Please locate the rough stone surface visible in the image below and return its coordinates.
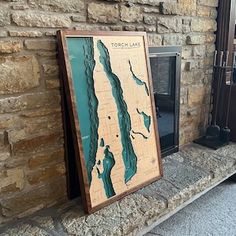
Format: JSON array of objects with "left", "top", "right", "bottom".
[
  {"left": 180, "top": 144, "right": 236, "bottom": 179},
  {"left": 88, "top": 3, "right": 119, "bottom": 23},
  {"left": 163, "top": 153, "right": 212, "bottom": 199},
  {"left": 28, "top": 148, "right": 64, "bottom": 169},
  {"left": 9, "top": 31, "right": 43, "bottom": 38},
  {"left": 0, "top": 9, "right": 10, "bottom": 26},
  {"left": 147, "top": 34, "right": 162, "bottom": 46},
  {"left": 147, "top": 181, "right": 236, "bottom": 236},
  {"left": 0, "top": 92, "right": 60, "bottom": 114},
  {"left": 27, "top": 163, "right": 66, "bottom": 185},
  {"left": 24, "top": 40, "right": 56, "bottom": 51},
  {"left": 197, "top": 0, "right": 218, "bottom": 7},
  {"left": 0, "top": 224, "right": 50, "bottom": 236},
  {"left": 160, "top": 2, "right": 196, "bottom": 16},
  {"left": 120, "top": 5, "right": 143, "bottom": 23},
  {"left": 188, "top": 85, "right": 206, "bottom": 106},
  {"left": 157, "top": 17, "right": 182, "bottom": 33},
  {"left": 191, "top": 18, "right": 217, "bottom": 32},
  {"left": 0, "top": 178, "right": 66, "bottom": 217},
  {"left": 0, "top": 168, "right": 24, "bottom": 194},
  {"left": 12, "top": 12, "right": 71, "bottom": 27},
  {"left": 28, "top": 0, "right": 85, "bottom": 13},
  {"left": 45, "top": 79, "right": 60, "bottom": 89},
  {"left": 0, "top": 56, "right": 40, "bottom": 94},
  {"left": 186, "top": 34, "right": 206, "bottom": 44},
  {"left": 0, "top": 41, "right": 22, "bottom": 54},
  {"left": 0, "top": 143, "right": 236, "bottom": 235},
  {"left": 163, "top": 34, "right": 183, "bottom": 45},
  {"left": 138, "top": 179, "right": 181, "bottom": 210}
]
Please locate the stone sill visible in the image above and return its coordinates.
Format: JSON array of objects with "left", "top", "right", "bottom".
[{"left": 1, "top": 143, "right": 236, "bottom": 236}]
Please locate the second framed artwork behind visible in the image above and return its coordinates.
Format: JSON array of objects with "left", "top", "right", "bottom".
[{"left": 58, "top": 31, "right": 162, "bottom": 213}]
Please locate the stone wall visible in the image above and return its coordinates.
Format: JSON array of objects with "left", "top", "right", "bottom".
[{"left": 0, "top": 0, "right": 217, "bottom": 224}]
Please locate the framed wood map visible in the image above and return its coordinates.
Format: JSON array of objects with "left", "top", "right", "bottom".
[{"left": 57, "top": 30, "right": 163, "bottom": 213}]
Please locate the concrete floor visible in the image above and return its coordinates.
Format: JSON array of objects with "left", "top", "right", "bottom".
[{"left": 146, "top": 180, "right": 236, "bottom": 236}]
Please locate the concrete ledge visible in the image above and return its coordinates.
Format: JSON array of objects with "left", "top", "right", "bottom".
[{"left": 0, "top": 143, "right": 236, "bottom": 236}]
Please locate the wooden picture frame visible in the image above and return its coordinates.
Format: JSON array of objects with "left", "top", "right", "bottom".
[{"left": 57, "top": 30, "right": 163, "bottom": 213}]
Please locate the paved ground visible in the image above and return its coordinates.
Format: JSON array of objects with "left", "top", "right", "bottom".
[{"left": 146, "top": 180, "right": 236, "bottom": 236}]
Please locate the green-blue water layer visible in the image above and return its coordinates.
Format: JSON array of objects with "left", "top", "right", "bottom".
[
  {"left": 67, "top": 37, "right": 99, "bottom": 186},
  {"left": 97, "top": 40, "right": 137, "bottom": 184},
  {"left": 136, "top": 108, "right": 151, "bottom": 133},
  {"left": 128, "top": 60, "right": 149, "bottom": 96},
  {"left": 97, "top": 145, "right": 116, "bottom": 198}
]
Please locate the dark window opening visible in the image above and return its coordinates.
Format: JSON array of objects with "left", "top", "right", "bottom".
[{"left": 149, "top": 46, "right": 181, "bottom": 157}]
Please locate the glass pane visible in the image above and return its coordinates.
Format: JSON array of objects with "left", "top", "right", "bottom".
[
  {"left": 233, "top": 52, "right": 236, "bottom": 84},
  {"left": 150, "top": 56, "right": 176, "bottom": 95},
  {"left": 150, "top": 55, "right": 176, "bottom": 151}
]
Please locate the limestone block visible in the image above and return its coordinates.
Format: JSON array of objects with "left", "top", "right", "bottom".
[
  {"left": 182, "top": 46, "right": 193, "bottom": 59},
  {"left": 206, "top": 34, "right": 216, "bottom": 44},
  {"left": 136, "top": 25, "right": 145, "bottom": 31},
  {"left": 28, "top": 148, "right": 64, "bottom": 169},
  {"left": 29, "top": 0, "right": 85, "bottom": 13},
  {"left": 206, "top": 44, "right": 215, "bottom": 55},
  {"left": 0, "top": 178, "right": 66, "bottom": 217},
  {"left": 143, "top": 6, "right": 160, "bottom": 14},
  {"left": 180, "top": 144, "right": 236, "bottom": 179},
  {"left": 191, "top": 18, "right": 217, "bottom": 32},
  {"left": 188, "top": 85, "right": 206, "bottom": 106},
  {"left": 144, "top": 15, "right": 156, "bottom": 25},
  {"left": 123, "top": 25, "right": 135, "bottom": 31},
  {"left": 147, "top": 34, "right": 162, "bottom": 46},
  {"left": 0, "top": 31, "right": 8, "bottom": 38},
  {"left": 110, "top": 25, "right": 123, "bottom": 31},
  {"left": 9, "top": 131, "right": 63, "bottom": 155},
  {"left": 12, "top": 12, "right": 71, "bottom": 28},
  {"left": 120, "top": 5, "right": 143, "bottom": 23},
  {"left": 71, "top": 15, "right": 86, "bottom": 23},
  {"left": 163, "top": 153, "right": 212, "bottom": 200},
  {"left": 160, "top": 2, "right": 196, "bottom": 16},
  {"left": 144, "top": 25, "right": 156, "bottom": 32},
  {"left": 0, "top": 9, "right": 10, "bottom": 26},
  {"left": 6, "top": 113, "right": 62, "bottom": 144},
  {"left": 157, "top": 17, "right": 182, "bottom": 33},
  {"left": 182, "top": 18, "right": 191, "bottom": 33},
  {"left": 0, "top": 224, "right": 49, "bottom": 236},
  {"left": 27, "top": 162, "right": 65, "bottom": 185},
  {"left": 0, "top": 41, "right": 22, "bottom": 54},
  {"left": 88, "top": 3, "right": 119, "bottom": 23},
  {"left": 138, "top": 179, "right": 181, "bottom": 210},
  {"left": 0, "top": 56, "right": 40, "bottom": 95},
  {"left": 9, "top": 31, "right": 43, "bottom": 38},
  {"left": 24, "top": 39, "right": 56, "bottom": 51},
  {"left": 45, "top": 79, "right": 60, "bottom": 89},
  {"left": 0, "top": 168, "right": 24, "bottom": 194},
  {"left": 197, "top": 0, "right": 218, "bottom": 7},
  {"left": 0, "top": 92, "right": 61, "bottom": 114},
  {"left": 0, "top": 115, "right": 20, "bottom": 130},
  {"left": 61, "top": 193, "right": 166, "bottom": 236},
  {"left": 42, "top": 64, "right": 59, "bottom": 76},
  {"left": 163, "top": 34, "right": 183, "bottom": 45},
  {"left": 186, "top": 34, "right": 206, "bottom": 44},
  {"left": 197, "top": 5, "right": 212, "bottom": 17},
  {"left": 193, "top": 45, "right": 206, "bottom": 57},
  {"left": 130, "top": 0, "right": 163, "bottom": 6}
]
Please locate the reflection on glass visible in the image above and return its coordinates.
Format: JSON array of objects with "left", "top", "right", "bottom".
[
  {"left": 233, "top": 52, "right": 236, "bottom": 84},
  {"left": 150, "top": 56, "right": 176, "bottom": 151}
]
